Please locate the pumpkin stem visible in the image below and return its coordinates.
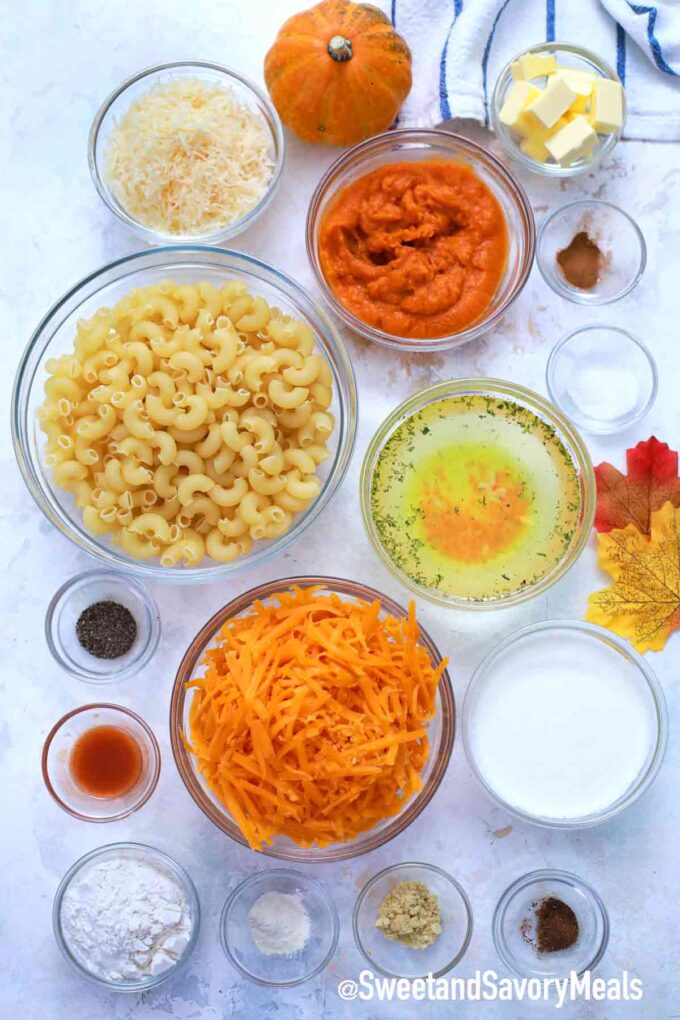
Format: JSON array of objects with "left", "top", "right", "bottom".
[{"left": 328, "top": 35, "right": 353, "bottom": 62}]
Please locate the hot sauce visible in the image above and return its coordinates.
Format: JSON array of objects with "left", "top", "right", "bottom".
[
  {"left": 70, "top": 725, "right": 142, "bottom": 798},
  {"left": 318, "top": 160, "right": 508, "bottom": 339}
]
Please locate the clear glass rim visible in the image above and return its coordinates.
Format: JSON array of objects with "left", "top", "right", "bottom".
[
  {"left": 88, "top": 59, "right": 285, "bottom": 244},
  {"left": 44, "top": 569, "right": 161, "bottom": 683},
  {"left": 462, "top": 620, "right": 669, "bottom": 827},
  {"left": 537, "top": 199, "right": 647, "bottom": 305},
  {"left": 169, "top": 575, "right": 455, "bottom": 861},
  {"left": 42, "top": 703, "right": 162, "bottom": 822},
  {"left": 305, "top": 128, "right": 535, "bottom": 352},
  {"left": 546, "top": 324, "right": 658, "bottom": 435},
  {"left": 52, "top": 841, "right": 200, "bottom": 991},
  {"left": 360, "top": 378, "right": 596, "bottom": 609},
  {"left": 219, "top": 867, "right": 340, "bottom": 987},
  {"left": 11, "top": 246, "right": 357, "bottom": 583},
  {"left": 352, "top": 861, "right": 474, "bottom": 979},
  {"left": 492, "top": 868, "right": 610, "bottom": 977},
  {"left": 491, "top": 42, "right": 626, "bottom": 178}
]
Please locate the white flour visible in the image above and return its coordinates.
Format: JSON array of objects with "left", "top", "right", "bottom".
[
  {"left": 60, "top": 853, "right": 193, "bottom": 982},
  {"left": 248, "top": 890, "right": 310, "bottom": 955}
]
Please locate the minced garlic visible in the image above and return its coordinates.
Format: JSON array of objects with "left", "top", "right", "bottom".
[{"left": 104, "top": 77, "right": 274, "bottom": 235}]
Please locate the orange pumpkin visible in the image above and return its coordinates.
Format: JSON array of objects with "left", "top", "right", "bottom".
[{"left": 264, "top": 1, "right": 412, "bottom": 147}]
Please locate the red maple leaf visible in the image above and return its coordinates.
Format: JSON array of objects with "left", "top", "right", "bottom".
[{"left": 594, "top": 437, "right": 680, "bottom": 534}]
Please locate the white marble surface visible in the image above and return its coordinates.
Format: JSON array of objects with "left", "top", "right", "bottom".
[{"left": 2, "top": 2, "right": 679, "bottom": 1018}]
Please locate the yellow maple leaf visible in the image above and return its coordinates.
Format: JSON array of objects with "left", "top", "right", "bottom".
[{"left": 586, "top": 500, "right": 680, "bottom": 653}]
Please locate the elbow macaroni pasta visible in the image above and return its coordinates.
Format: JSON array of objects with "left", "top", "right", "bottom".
[{"left": 38, "top": 280, "right": 335, "bottom": 568}]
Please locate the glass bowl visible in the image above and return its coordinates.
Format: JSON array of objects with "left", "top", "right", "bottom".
[
  {"left": 306, "top": 129, "right": 535, "bottom": 352},
  {"left": 220, "top": 869, "right": 339, "bottom": 987},
  {"left": 12, "top": 246, "right": 357, "bottom": 583},
  {"left": 537, "top": 200, "right": 646, "bottom": 304},
  {"left": 45, "top": 570, "right": 160, "bottom": 683},
  {"left": 89, "top": 61, "right": 284, "bottom": 245},
  {"left": 546, "top": 325, "right": 657, "bottom": 434},
  {"left": 463, "top": 622, "right": 668, "bottom": 828},
  {"left": 353, "top": 863, "right": 473, "bottom": 979},
  {"left": 360, "top": 378, "right": 595, "bottom": 610},
  {"left": 493, "top": 870, "right": 609, "bottom": 978},
  {"left": 170, "top": 576, "right": 455, "bottom": 861},
  {"left": 42, "top": 703, "right": 161, "bottom": 821},
  {"left": 53, "top": 842, "right": 200, "bottom": 990},
  {"left": 492, "top": 43, "right": 625, "bottom": 177}
]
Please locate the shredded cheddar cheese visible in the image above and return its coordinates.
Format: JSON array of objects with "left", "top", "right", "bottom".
[
  {"left": 104, "top": 77, "right": 274, "bottom": 235},
  {"left": 183, "top": 586, "right": 447, "bottom": 850}
]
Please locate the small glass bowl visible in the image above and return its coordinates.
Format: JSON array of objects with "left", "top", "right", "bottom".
[
  {"left": 42, "top": 703, "right": 161, "bottom": 821},
  {"left": 45, "top": 570, "right": 160, "bottom": 683},
  {"left": 537, "top": 200, "right": 646, "bottom": 304},
  {"left": 306, "top": 129, "right": 535, "bottom": 352},
  {"left": 493, "top": 870, "right": 609, "bottom": 978},
  {"left": 12, "top": 247, "right": 356, "bottom": 583},
  {"left": 492, "top": 43, "right": 625, "bottom": 177},
  {"left": 546, "top": 325, "right": 657, "bottom": 434},
  {"left": 463, "top": 622, "right": 668, "bottom": 828},
  {"left": 220, "top": 869, "right": 339, "bottom": 987},
  {"left": 89, "top": 61, "right": 284, "bottom": 245},
  {"left": 353, "top": 863, "right": 473, "bottom": 979},
  {"left": 170, "top": 576, "right": 455, "bottom": 861},
  {"left": 53, "top": 842, "right": 199, "bottom": 990},
  {"left": 360, "top": 378, "right": 595, "bottom": 610}
]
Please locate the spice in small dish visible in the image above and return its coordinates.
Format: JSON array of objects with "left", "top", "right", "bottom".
[
  {"left": 76, "top": 600, "right": 137, "bottom": 659},
  {"left": 248, "top": 891, "right": 311, "bottom": 956},
  {"left": 556, "top": 230, "right": 604, "bottom": 290},
  {"left": 376, "top": 880, "right": 442, "bottom": 949},
  {"left": 521, "top": 896, "right": 579, "bottom": 953},
  {"left": 69, "top": 725, "right": 143, "bottom": 799}
]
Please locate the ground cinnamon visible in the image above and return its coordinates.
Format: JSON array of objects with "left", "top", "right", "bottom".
[
  {"left": 556, "top": 231, "right": 603, "bottom": 290},
  {"left": 535, "top": 897, "right": 579, "bottom": 953}
]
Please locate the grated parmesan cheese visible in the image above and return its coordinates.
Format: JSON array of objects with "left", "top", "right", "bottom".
[{"left": 104, "top": 77, "right": 275, "bottom": 236}]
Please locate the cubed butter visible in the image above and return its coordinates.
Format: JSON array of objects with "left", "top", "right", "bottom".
[
  {"left": 526, "top": 75, "right": 576, "bottom": 128},
  {"left": 499, "top": 81, "right": 542, "bottom": 137},
  {"left": 510, "top": 60, "right": 523, "bottom": 81},
  {"left": 568, "top": 93, "right": 590, "bottom": 115},
  {"left": 545, "top": 115, "right": 598, "bottom": 166},
  {"left": 517, "top": 52, "right": 557, "bottom": 80},
  {"left": 590, "top": 78, "right": 624, "bottom": 134},
  {"left": 558, "top": 70, "right": 595, "bottom": 97},
  {"left": 519, "top": 117, "right": 569, "bottom": 162}
]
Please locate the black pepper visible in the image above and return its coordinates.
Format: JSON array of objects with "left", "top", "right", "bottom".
[{"left": 76, "top": 601, "right": 137, "bottom": 659}]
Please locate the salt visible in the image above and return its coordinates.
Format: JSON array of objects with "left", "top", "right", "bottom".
[
  {"left": 467, "top": 629, "right": 657, "bottom": 820},
  {"left": 568, "top": 365, "right": 639, "bottom": 421}
]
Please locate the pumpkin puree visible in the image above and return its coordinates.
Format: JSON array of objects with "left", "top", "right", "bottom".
[{"left": 318, "top": 160, "right": 508, "bottom": 339}]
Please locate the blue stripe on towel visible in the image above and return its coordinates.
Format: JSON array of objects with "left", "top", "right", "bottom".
[
  {"left": 546, "top": 0, "right": 556, "bottom": 42},
  {"left": 439, "top": 0, "right": 464, "bottom": 122},
  {"left": 626, "top": 3, "right": 678, "bottom": 75},
  {"left": 616, "top": 22, "right": 627, "bottom": 84},
  {"left": 482, "top": 0, "right": 513, "bottom": 126}
]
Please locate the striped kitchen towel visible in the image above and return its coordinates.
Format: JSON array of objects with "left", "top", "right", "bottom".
[{"left": 384, "top": 0, "right": 680, "bottom": 140}]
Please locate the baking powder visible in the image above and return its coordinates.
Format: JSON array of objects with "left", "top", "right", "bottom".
[
  {"left": 60, "top": 853, "right": 193, "bottom": 982},
  {"left": 248, "top": 890, "right": 310, "bottom": 955}
]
